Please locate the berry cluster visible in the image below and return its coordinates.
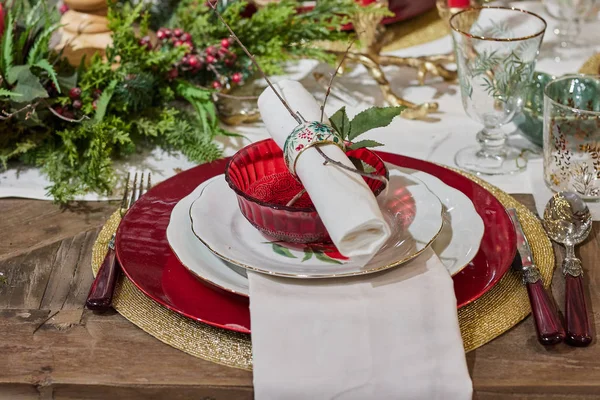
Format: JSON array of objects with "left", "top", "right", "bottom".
[
  {"left": 145, "top": 27, "right": 246, "bottom": 91},
  {"left": 53, "top": 87, "right": 102, "bottom": 119}
]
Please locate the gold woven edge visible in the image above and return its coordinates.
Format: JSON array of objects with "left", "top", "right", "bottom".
[
  {"left": 382, "top": 8, "right": 449, "bottom": 52},
  {"left": 91, "top": 169, "right": 554, "bottom": 367},
  {"left": 579, "top": 53, "right": 600, "bottom": 75},
  {"left": 91, "top": 214, "right": 253, "bottom": 371},
  {"left": 452, "top": 168, "right": 555, "bottom": 351}
]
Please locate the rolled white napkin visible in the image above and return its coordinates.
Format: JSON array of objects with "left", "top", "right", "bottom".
[
  {"left": 250, "top": 248, "right": 474, "bottom": 399},
  {"left": 257, "top": 80, "right": 390, "bottom": 258}
]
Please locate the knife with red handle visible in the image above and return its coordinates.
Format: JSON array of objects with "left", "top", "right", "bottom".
[{"left": 507, "top": 209, "right": 565, "bottom": 345}]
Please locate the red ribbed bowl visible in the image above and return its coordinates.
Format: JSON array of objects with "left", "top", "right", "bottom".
[{"left": 225, "top": 138, "right": 388, "bottom": 243}]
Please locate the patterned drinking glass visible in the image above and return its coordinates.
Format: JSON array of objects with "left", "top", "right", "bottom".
[
  {"left": 543, "top": 75, "right": 600, "bottom": 200},
  {"left": 450, "top": 7, "right": 546, "bottom": 175}
]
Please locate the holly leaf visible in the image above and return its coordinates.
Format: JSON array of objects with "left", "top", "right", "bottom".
[
  {"left": 347, "top": 106, "right": 405, "bottom": 141},
  {"left": 57, "top": 71, "right": 78, "bottom": 92},
  {"left": 12, "top": 68, "right": 48, "bottom": 102},
  {"left": 272, "top": 243, "right": 297, "bottom": 259},
  {"left": 329, "top": 106, "right": 350, "bottom": 139},
  {"left": 7, "top": 65, "right": 30, "bottom": 85},
  {"left": 315, "top": 251, "right": 343, "bottom": 265},
  {"left": 348, "top": 140, "right": 384, "bottom": 150}
]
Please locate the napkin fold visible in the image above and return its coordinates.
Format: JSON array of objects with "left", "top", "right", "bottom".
[
  {"left": 257, "top": 80, "right": 390, "bottom": 258},
  {"left": 249, "top": 248, "right": 473, "bottom": 400}
]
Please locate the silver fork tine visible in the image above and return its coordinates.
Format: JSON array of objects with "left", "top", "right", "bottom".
[
  {"left": 128, "top": 172, "right": 138, "bottom": 210},
  {"left": 136, "top": 172, "right": 144, "bottom": 203},
  {"left": 146, "top": 172, "right": 151, "bottom": 195},
  {"left": 119, "top": 172, "right": 131, "bottom": 217}
]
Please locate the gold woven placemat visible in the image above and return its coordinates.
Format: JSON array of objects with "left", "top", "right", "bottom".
[
  {"left": 382, "top": 8, "right": 449, "bottom": 52},
  {"left": 91, "top": 171, "right": 554, "bottom": 371}
]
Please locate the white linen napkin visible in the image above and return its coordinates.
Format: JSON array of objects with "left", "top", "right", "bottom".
[
  {"left": 249, "top": 248, "right": 473, "bottom": 400},
  {"left": 257, "top": 79, "right": 390, "bottom": 258}
]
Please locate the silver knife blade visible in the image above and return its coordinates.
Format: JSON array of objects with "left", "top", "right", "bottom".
[{"left": 507, "top": 208, "right": 535, "bottom": 268}]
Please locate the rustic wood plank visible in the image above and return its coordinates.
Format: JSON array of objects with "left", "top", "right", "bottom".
[
  {"left": 0, "top": 199, "right": 116, "bottom": 261},
  {"left": 1, "top": 195, "right": 600, "bottom": 399}
]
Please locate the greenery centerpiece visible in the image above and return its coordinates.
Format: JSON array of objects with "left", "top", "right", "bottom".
[{"left": 0, "top": 0, "right": 389, "bottom": 202}]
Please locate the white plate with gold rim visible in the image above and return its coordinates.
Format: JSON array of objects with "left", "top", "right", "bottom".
[
  {"left": 168, "top": 167, "right": 484, "bottom": 295},
  {"left": 188, "top": 171, "right": 444, "bottom": 278}
]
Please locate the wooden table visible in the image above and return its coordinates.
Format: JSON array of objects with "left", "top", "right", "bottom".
[{"left": 1, "top": 195, "right": 599, "bottom": 399}]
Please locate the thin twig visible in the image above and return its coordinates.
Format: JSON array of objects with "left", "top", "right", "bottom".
[
  {"left": 215, "top": 92, "right": 259, "bottom": 101},
  {"left": 286, "top": 189, "right": 306, "bottom": 207},
  {"left": 45, "top": 103, "right": 89, "bottom": 123},
  {"left": 315, "top": 146, "right": 388, "bottom": 186},
  {"left": 208, "top": 1, "right": 301, "bottom": 124},
  {"left": 0, "top": 103, "right": 38, "bottom": 120},
  {"left": 321, "top": 38, "right": 356, "bottom": 123}
]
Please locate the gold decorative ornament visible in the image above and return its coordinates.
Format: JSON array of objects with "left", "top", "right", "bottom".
[
  {"left": 91, "top": 167, "right": 554, "bottom": 370},
  {"left": 579, "top": 53, "right": 600, "bottom": 74},
  {"left": 323, "top": 0, "right": 457, "bottom": 120},
  {"left": 54, "top": 0, "right": 113, "bottom": 66}
]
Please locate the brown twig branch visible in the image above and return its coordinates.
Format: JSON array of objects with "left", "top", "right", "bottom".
[
  {"left": 208, "top": 1, "right": 301, "bottom": 124},
  {"left": 0, "top": 103, "right": 38, "bottom": 120},
  {"left": 45, "top": 103, "right": 89, "bottom": 123},
  {"left": 320, "top": 38, "right": 356, "bottom": 123},
  {"left": 285, "top": 189, "right": 306, "bottom": 207},
  {"left": 315, "top": 146, "right": 388, "bottom": 186}
]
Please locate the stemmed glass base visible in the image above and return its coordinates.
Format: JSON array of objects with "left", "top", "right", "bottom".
[{"left": 455, "top": 129, "right": 527, "bottom": 175}]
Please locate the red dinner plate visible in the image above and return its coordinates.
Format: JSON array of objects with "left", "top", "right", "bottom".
[{"left": 115, "top": 153, "right": 516, "bottom": 334}]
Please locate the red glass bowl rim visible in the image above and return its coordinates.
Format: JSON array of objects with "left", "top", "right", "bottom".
[{"left": 224, "top": 138, "right": 389, "bottom": 213}]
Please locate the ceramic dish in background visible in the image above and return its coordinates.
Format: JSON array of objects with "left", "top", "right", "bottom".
[
  {"left": 514, "top": 71, "right": 555, "bottom": 147},
  {"left": 190, "top": 172, "right": 444, "bottom": 279}
]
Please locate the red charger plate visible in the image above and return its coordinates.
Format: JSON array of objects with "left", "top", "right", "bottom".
[{"left": 115, "top": 153, "right": 516, "bottom": 334}]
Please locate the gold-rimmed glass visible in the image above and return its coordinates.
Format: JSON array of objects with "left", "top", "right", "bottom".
[
  {"left": 543, "top": 75, "right": 600, "bottom": 199},
  {"left": 450, "top": 7, "right": 546, "bottom": 175}
]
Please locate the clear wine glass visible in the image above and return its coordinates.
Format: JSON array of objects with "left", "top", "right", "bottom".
[
  {"left": 542, "top": 0, "right": 596, "bottom": 48},
  {"left": 450, "top": 7, "right": 546, "bottom": 175}
]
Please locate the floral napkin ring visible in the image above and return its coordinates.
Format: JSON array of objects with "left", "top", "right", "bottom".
[{"left": 283, "top": 121, "right": 346, "bottom": 176}]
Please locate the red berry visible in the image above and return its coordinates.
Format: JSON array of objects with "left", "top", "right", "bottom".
[
  {"left": 206, "top": 55, "right": 216, "bottom": 64},
  {"left": 224, "top": 58, "right": 235, "bottom": 67},
  {"left": 53, "top": 105, "right": 64, "bottom": 115},
  {"left": 231, "top": 72, "right": 242, "bottom": 84},
  {"left": 180, "top": 32, "right": 191, "bottom": 42},
  {"left": 188, "top": 55, "right": 200, "bottom": 68},
  {"left": 63, "top": 110, "right": 75, "bottom": 119},
  {"left": 221, "top": 38, "right": 230, "bottom": 48},
  {"left": 92, "top": 89, "right": 102, "bottom": 99},
  {"left": 218, "top": 47, "right": 228, "bottom": 57},
  {"left": 173, "top": 28, "right": 183, "bottom": 38},
  {"left": 59, "top": 3, "right": 69, "bottom": 14},
  {"left": 163, "top": 29, "right": 172, "bottom": 38},
  {"left": 212, "top": 81, "right": 222, "bottom": 89},
  {"left": 69, "top": 87, "right": 81, "bottom": 100},
  {"left": 173, "top": 40, "right": 184, "bottom": 47},
  {"left": 205, "top": 46, "right": 217, "bottom": 55},
  {"left": 156, "top": 29, "right": 167, "bottom": 40},
  {"left": 72, "top": 100, "right": 82, "bottom": 110},
  {"left": 167, "top": 68, "right": 179, "bottom": 80},
  {"left": 92, "top": 100, "right": 98, "bottom": 110},
  {"left": 139, "top": 36, "right": 152, "bottom": 50}
]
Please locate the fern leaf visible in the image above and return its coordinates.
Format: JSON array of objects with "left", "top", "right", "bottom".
[
  {"left": 2, "top": 12, "right": 14, "bottom": 75},
  {"left": 25, "top": 1, "right": 42, "bottom": 26},
  {"left": 33, "top": 59, "right": 60, "bottom": 93},
  {"left": 27, "top": 23, "right": 61, "bottom": 65},
  {"left": 94, "top": 80, "right": 118, "bottom": 123},
  {"left": 0, "top": 88, "right": 21, "bottom": 98}
]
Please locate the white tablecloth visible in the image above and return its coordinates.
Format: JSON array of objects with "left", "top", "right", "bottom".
[{"left": 2, "top": 1, "right": 600, "bottom": 214}]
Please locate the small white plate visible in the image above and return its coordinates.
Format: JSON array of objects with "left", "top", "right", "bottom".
[
  {"left": 189, "top": 171, "right": 444, "bottom": 278},
  {"left": 168, "top": 168, "right": 485, "bottom": 295},
  {"left": 386, "top": 164, "right": 485, "bottom": 275}
]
